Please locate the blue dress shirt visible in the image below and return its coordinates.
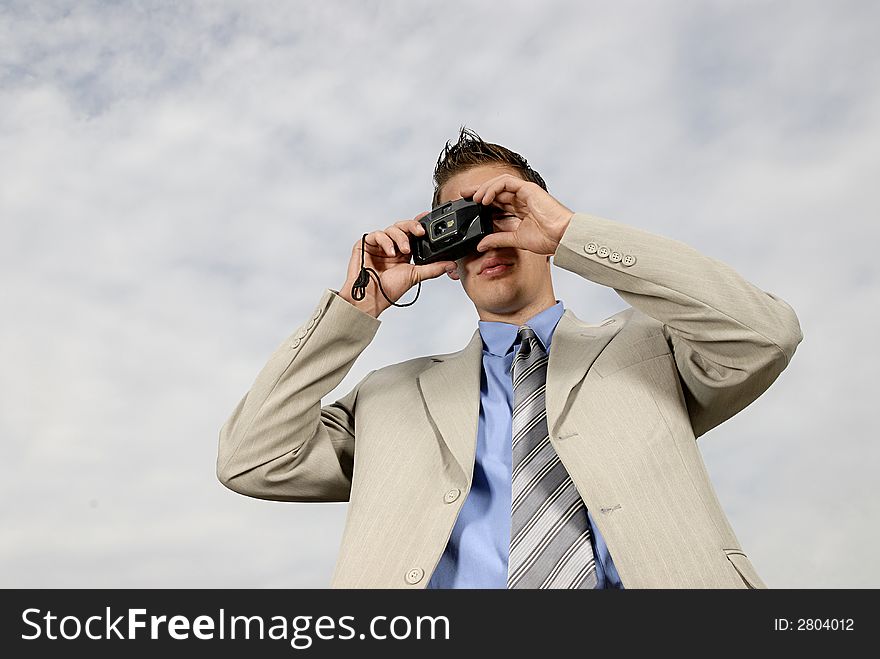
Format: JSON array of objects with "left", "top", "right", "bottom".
[{"left": 428, "top": 301, "right": 624, "bottom": 589}]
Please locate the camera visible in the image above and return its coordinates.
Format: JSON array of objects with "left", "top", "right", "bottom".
[{"left": 409, "top": 198, "right": 495, "bottom": 265}]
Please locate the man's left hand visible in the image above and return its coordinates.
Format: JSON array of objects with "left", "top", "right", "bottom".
[{"left": 459, "top": 174, "right": 574, "bottom": 256}]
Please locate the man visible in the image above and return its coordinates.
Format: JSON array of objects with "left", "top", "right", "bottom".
[{"left": 217, "top": 128, "right": 802, "bottom": 588}]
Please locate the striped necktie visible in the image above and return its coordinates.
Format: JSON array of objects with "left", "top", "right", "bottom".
[{"left": 507, "top": 325, "right": 598, "bottom": 589}]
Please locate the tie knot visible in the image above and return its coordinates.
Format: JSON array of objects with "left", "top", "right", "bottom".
[
  {"left": 516, "top": 326, "right": 543, "bottom": 359},
  {"left": 517, "top": 325, "right": 538, "bottom": 343}
]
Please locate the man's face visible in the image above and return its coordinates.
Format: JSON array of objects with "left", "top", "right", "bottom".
[{"left": 437, "top": 164, "right": 553, "bottom": 318}]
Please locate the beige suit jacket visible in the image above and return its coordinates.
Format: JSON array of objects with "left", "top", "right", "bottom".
[{"left": 217, "top": 212, "right": 803, "bottom": 589}]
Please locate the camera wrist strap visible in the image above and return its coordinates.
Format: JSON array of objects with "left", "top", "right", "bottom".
[{"left": 351, "top": 233, "right": 421, "bottom": 308}]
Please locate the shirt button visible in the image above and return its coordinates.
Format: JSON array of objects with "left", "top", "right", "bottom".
[
  {"left": 622, "top": 254, "right": 636, "bottom": 267},
  {"left": 584, "top": 242, "right": 599, "bottom": 255},
  {"left": 443, "top": 488, "right": 461, "bottom": 504},
  {"left": 597, "top": 246, "right": 610, "bottom": 258},
  {"left": 609, "top": 251, "right": 622, "bottom": 263},
  {"left": 405, "top": 568, "right": 424, "bottom": 585}
]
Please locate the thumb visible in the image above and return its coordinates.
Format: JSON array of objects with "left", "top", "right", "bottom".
[
  {"left": 476, "top": 231, "right": 518, "bottom": 253},
  {"left": 413, "top": 260, "right": 457, "bottom": 282}
]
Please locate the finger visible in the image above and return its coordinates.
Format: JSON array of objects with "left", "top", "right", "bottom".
[
  {"left": 483, "top": 192, "right": 518, "bottom": 217},
  {"left": 395, "top": 218, "right": 426, "bottom": 237},
  {"left": 385, "top": 225, "right": 411, "bottom": 254},
  {"left": 492, "top": 190, "right": 517, "bottom": 208},
  {"left": 446, "top": 268, "right": 460, "bottom": 281},
  {"left": 471, "top": 174, "right": 506, "bottom": 203},
  {"left": 367, "top": 230, "right": 397, "bottom": 257},
  {"left": 474, "top": 174, "right": 526, "bottom": 205},
  {"left": 457, "top": 184, "right": 479, "bottom": 200},
  {"left": 476, "top": 231, "right": 519, "bottom": 253},
  {"left": 483, "top": 176, "right": 527, "bottom": 206},
  {"left": 413, "top": 260, "right": 457, "bottom": 282},
  {"left": 360, "top": 232, "right": 384, "bottom": 256}
]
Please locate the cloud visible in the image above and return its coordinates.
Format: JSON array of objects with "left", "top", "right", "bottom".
[{"left": 1, "top": 0, "right": 878, "bottom": 587}]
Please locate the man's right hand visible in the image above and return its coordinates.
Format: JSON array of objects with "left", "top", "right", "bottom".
[{"left": 339, "top": 214, "right": 458, "bottom": 318}]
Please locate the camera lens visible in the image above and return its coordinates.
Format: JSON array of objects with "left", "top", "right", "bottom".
[{"left": 433, "top": 223, "right": 443, "bottom": 237}]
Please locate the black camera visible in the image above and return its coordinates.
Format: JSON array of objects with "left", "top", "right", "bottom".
[{"left": 409, "top": 198, "right": 494, "bottom": 265}]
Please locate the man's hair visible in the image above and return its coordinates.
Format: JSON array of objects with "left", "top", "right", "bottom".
[{"left": 432, "top": 127, "right": 547, "bottom": 207}]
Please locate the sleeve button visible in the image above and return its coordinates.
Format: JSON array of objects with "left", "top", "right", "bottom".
[
  {"left": 609, "top": 251, "right": 622, "bottom": 263},
  {"left": 584, "top": 242, "right": 599, "bottom": 254},
  {"left": 622, "top": 254, "right": 636, "bottom": 267},
  {"left": 597, "top": 246, "right": 610, "bottom": 258}
]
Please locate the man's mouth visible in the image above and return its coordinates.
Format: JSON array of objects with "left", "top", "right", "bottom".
[{"left": 478, "top": 257, "right": 514, "bottom": 277}]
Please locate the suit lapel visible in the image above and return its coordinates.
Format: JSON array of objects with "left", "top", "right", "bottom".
[
  {"left": 546, "top": 310, "right": 622, "bottom": 436},
  {"left": 417, "top": 329, "right": 484, "bottom": 484},
  {"left": 416, "top": 309, "right": 621, "bottom": 485}
]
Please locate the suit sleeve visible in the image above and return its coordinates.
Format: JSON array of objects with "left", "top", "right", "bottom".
[
  {"left": 216, "top": 289, "right": 381, "bottom": 501},
  {"left": 553, "top": 212, "right": 803, "bottom": 437}
]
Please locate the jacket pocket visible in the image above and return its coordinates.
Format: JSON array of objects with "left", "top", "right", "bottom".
[
  {"left": 593, "top": 333, "right": 670, "bottom": 378},
  {"left": 723, "top": 549, "right": 767, "bottom": 589}
]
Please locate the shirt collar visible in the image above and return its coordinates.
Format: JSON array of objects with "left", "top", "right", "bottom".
[{"left": 478, "top": 301, "right": 565, "bottom": 357}]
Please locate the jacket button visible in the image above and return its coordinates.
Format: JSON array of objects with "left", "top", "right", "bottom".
[
  {"left": 622, "top": 254, "right": 636, "bottom": 267},
  {"left": 609, "top": 251, "right": 622, "bottom": 263},
  {"left": 584, "top": 242, "right": 599, "bottom": 254},
  {"left": 597, "top": 246, "right": 610, "bottom": 258},
  {"left": 405, "top": 568, "right": 424, "bottom": 585},
  {"left": 292, "top": 338, "right": 301, "bottom": 348},
  {"left": 443, "top": 488, "right": 461, "bottom": 504}
]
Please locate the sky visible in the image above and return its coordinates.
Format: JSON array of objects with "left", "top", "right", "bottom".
[{"left": 1, "top": 0, "right": 878, "bottom": 588}]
